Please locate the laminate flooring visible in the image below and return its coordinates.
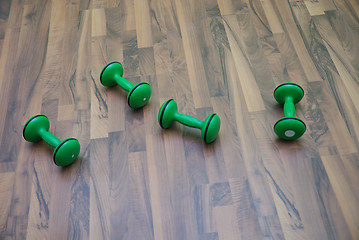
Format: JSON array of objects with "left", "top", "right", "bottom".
[{"left": 0, "top": 0, "right": 358, "bottom": 239}]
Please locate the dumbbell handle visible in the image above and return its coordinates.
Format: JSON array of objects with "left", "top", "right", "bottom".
[
  {"left": 39, "top": 128, "right": 61, "bottom": 148},
  {"left": 175, "top": 113, "right": 202, "bottom": 129},
  {"left": 114, "top": 74, "right": 134, "bottom": 92},
  {"left": 283, "top": 97, "right": 295, "bottom": 117}
]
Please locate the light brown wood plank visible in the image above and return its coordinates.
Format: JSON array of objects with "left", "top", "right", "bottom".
[
  {"left": 273, "top": 0, "right": 323, "bottom": 82},
  {"left": 213, "top": 205, "right": 240, "bottom": 240},
  {"left": 90, "top": 36, "right": 109, "bottom": 139},
  {"left": 304, "top": 0, "right": 336, "bottom": 16},
  {"left": 90, "top": 9, "right": 109, "bottom": 139},
  {"left": 134, "top": 0, "right": 153, "bottom": 48},
  {"left": 223, "top": 15, "right": 266, "bottom": 112},
  {"left": 261, "top": 0, "right": 284, "bottom": 34},
  {"left": 92, "top": 8, "right": 106, "bottom": 37},
  {"left": 217, "top": 0, "right": 244, "bottom": 16}
]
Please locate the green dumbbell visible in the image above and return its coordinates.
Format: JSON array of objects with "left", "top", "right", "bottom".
[
  {"left": 273, "top": 82, "right": 306, "bottom": 140},
  {"left": 100, "top": 61, "right": 151, "bottom": 109},
  {"left": 23, "top": 115, "right": 80, "bottom": 166},
  {"left": 158, "top": 99, "right": 221, "bottom": 143}
]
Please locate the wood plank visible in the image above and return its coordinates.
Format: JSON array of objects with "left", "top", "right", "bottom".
[
  {"left": 121, "top": 0, "right": 136, "bottom": 31},
  {"left": 160, "top": 0, "right": 196, "bottom": 113},
  {"left": 104, "top": 7, "right": 125, "bottom": 133},
  {"left": 25, "top": 155, "right": 53, "bottom": 240},
  {"left": 175, "top": 0, "right": 212, "bottom": 108},
  {"left": 92, "top": 8, "right": 106, "bottom": 37},
  {"left": 125, "top": 103, "right": 146, "bottom": 152},
  {"left": 0, "top": 172, "right": 14, "bottom": 235},
  {"left": 128, "top": 151, "right": 154, "bottom": 239},
  {"left": 211, "top": 64, "right": 243, "bottom": 178},
  {"left": 223, "top": 15, "right": 266, "bottom": 112},
  {"left": 319, "top": 151, "right": 359, "bottom": 239},
  {"left": 313, "top": 13, "right": 359, "bottom": 83},
  {"left": 204, "top": 0, "right": 221, "bottom": 17},
  {"left": 304, "top": 0, "right": 336, "bottom": 16},
  {"left": 313, "top": 81, "right": 357, "bottom": 154},
  {"left": 273, "top": 0, "right": 323, "bottom": 82},
  {"left": 90, "top": 11, "right": 109, "bottom": 139},
  {"left": 146, "top": 134, "right": 175, "bottom": 240},
  {"left": 163, "top": 131, "right": 198, "bottom": 239},
  {"left": 261, "top": 0, "right": 284, "bottom": 34},
  {"left": 90, "top": 37, "right": 109, "bottom": 139},
  {"left": 139, "top": 47, "right": 156, "bottom": 76},
  {"left": 217, "top": 0, "right": 245, "bottom": 16},
  {"left": 67, "top": 151, "right": 90, "bottom": 240},
  {"left": 134, "top": 0, "right": 153, "bottom": 48},
  {"left": 89, "top": 138, "right": 111, "bottom": 240},
  {"left": 0, "top": 0, "right": 52, "bottom": 163},
  {"left": 107, "top": 131, "right": 129, "bottom": 239},
  {"left": 0, "top": 28, "right": 20, "bottom": 148},
  {"left": 213, "top": 205, "right": 239, "bottom": 240}
]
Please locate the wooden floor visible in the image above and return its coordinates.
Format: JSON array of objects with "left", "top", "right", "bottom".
[{"left": 0, "top": 0, "right": 359, "bottom": 239}]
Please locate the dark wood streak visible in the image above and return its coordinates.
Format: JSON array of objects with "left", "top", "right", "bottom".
[
  {"left": 264, "top": 167, "right": 303, "bottom": 230},
  {"left": 309, "top": 156, "right": 352, "bottom": 240},
  {"left": 209, "top": 182, "right": 232, "bottom": 207},
  {"left": 68, "top": 70, "right": 77, "bottom": 105},
  {"left": 90, "top": 73, "right": 108, "bottom": 118},
  {"left": 33, "top": 167, "right": 50, "bottom": 229},
  {"left": 304, "top": 83, "right": 330, "bottom": 143},
  {"left": 68, "top": 145, "right": 90, "bottom": 240},
  {"left": 89, "top": 138, "right": 110, "bottom": 239},
  {"left": 234, "top": 178, "right": 265, "bottom": 239}
]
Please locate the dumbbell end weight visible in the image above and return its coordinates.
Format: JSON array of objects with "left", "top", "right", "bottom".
[
  {"left": 100, "top": 61, "right": 124, "bottom": 87},
  {"left": 23, "top": 115, "right": 50, "bottom": 142},
  {"left": 274, "top": 82, "right": 304, "bottom": 105},
  {"left": 202, "top": 114, "right": 221, "bottom": 143},
  {"left": 274, "top": 117, "right": 306, "bottom": 140},
  {"left": 53, "top": 138, "right": 80, "bottom": 166},
  {"left": 158, "top": 99, "right": 177, "bottom": 129},
  {"left": 128, "top": 82, "right": 151, "bottom": 109}
]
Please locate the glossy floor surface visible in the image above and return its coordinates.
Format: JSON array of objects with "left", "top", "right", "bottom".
[{"left": 0, "top": 0, "right": 359, "bottom": 239}]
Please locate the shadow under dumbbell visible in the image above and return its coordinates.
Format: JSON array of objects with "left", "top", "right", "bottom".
[
  {"left": 273, "top": 136, "right": 307, "bottom": 150},
  {"left": 59, "top": 155, "right": 86, "bottom": 173}
]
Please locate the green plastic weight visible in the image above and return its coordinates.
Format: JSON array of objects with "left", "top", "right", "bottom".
[
  {"left": 100, "top": 61, "right": 151, "bottom": 109},
  {"left": 273, "top": 82, "right": 306, "bottom": 140},
  {"left": 23, "top": 115, "right": 80, "bottom": 166},
  {"left": 158, "top": 99, "right": 221, "bottom": 143}
]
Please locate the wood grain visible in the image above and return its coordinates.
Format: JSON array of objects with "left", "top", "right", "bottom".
[{"left": 0, "top": 0, "right": 359, "bottom": 239}]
